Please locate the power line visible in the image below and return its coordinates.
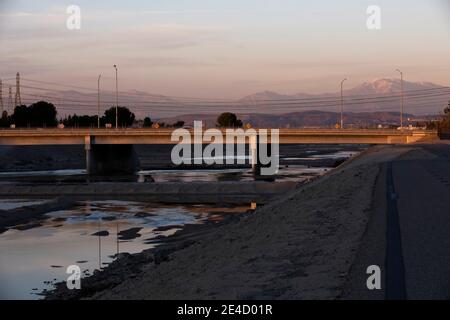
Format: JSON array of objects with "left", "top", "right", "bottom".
[
  {"left": 9, "top": 79, "right": 450, "bottom": 106},
  {"left": 18, "top": 77, "right": 450, "bottom": 104},
  {"left": 18, "top": 92, "right": 450, "bottom": 114},
  {"left": 3, "top": 76, "right": 449, "bottom": 117},
  {"left": 17, "top": 88, "right": 450, "bottom": 110}
]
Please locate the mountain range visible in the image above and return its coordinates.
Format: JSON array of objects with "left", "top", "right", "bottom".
[{"left": 22, "top": 78, "right": 449, "bottom": 125}]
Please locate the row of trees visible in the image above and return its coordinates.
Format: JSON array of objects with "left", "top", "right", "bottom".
[
  {"left": 61, "top": 112, "right": 239, "bottom": 128},
  {"left": 142, "top": 118, "right": 185, "bottom": 128},
  {"left": 0, "top": 98, "right": 244, "bottom": 129},
  {"left": 63, "top": 106, "right": 135, "bottom": 127},
  {"left": 5, "top": 99, "right": 448, "bottom": 131},
  {"left": 0, "top": 100, "right": 245, "bottom": 129},
  {"left": 0, "top": 101, "right": 138, "bottom": 128},
  {"left": 1, "top": 101, "right": 58, "bottom": 127}
]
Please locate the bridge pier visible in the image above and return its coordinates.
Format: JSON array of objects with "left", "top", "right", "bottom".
[
  {"left": 250, "top": 135, "right": 260, "bottom": 175},
  {"left": 85, "top": 136, "right": 93, "bottom": 174},
  {"left": 84, "top": 136, "right": 140, "bottom": 175},
  {"left": 250, "top": 134, "right": 274, "bottom": 176}
]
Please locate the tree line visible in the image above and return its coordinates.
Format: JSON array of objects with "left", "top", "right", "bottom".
[
  {"left": 0, "top": 101, "right": 139, "bottom": 128},
  {"left": 1, "top": 101, "right": 58, "bottom": 128},
  {"left": 0, "top": 99, "right": 245, "bottom": 129},
  {"left": 63, "top": 106, "right": 135, "bottom": 128},
  {"left": 2, "top": 99, "right": 448, "bottom": 131}
]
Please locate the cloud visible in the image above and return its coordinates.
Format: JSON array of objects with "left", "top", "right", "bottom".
[
  {"left": 119, "top": 56, "right": 220, "bottom": 69},
  {"left": 0, "top": 9, "right": 65, "bottom": 21},
  {"left": 0, "top": 14, "right": 225, "bottom": 48},
  {"left": 0, "top": 12, "right": 33, "bottom": 17}
]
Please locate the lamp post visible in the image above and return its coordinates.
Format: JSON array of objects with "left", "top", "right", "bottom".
[
  {"left": 113, "top": 65, "right": 118, "bottom": 129},
  {"left": 340, "top": 78, "right": 347, "bottom": 129},
  {"left": 396, "top": 69, "right": 404, "bottom": 129},
  {"left": 97, "top": 74, "right": 101, "bottom": 129}
]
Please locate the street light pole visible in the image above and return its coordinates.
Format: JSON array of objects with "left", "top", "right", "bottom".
[
  {"left": 396, "top": 69, "right": 404, "bottom": 129},
  {"left": 113, "top": 65, "right": 118, "bottom": 129},
  {"left": 97, "top": 74, "right": 101, "bottom": 129},
  {"left": 340, "top": 78, "right": 347, "bottom": 129}
]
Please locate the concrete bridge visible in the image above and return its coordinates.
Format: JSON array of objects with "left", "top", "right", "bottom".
[{"left": 0, "top": 128, "right": 438, "bottom": 174}]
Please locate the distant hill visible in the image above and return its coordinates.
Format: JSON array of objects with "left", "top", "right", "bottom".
[
  {"left": 155, "top": 110, "right": 438, "bottom": 128},
  {"left": 26, "top": 78, "right": 449, "bottom": 119}
]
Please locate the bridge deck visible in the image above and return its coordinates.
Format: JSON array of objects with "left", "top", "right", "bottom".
[{"left": 0, "top": 128, "right": 438, "bottom": 145}]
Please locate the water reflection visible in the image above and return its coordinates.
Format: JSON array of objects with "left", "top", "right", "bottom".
[
  {"left": 0, "top": 149, "right": 362, "bottom": 185},
  {"left": 0, "top": 200, "right": 248, "bottom": 299}
]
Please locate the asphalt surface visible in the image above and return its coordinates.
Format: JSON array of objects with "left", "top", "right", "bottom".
[{"left": 342, "top": 143, "right": 450, "bottom": 299}]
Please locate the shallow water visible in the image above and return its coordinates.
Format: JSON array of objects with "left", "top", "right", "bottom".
[
  {"left": 138, "top": 165, "right": 327, "bottom": 183},
  {"left": 0, "top": 169, "right": 86, "bottom": 178},
  {"left": 309, "top": 150, "right": 358, "bottom": 159},
  {"left": 0, "top": 149, "right": 350, "bottom": 184},
  {"left": 0, "top": 165, "right": 328, "bottom": 184},
  {"left": 0, "top": 200, "right": 248, "bottom": 299}
]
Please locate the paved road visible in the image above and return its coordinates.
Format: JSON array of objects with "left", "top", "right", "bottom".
[{"left": 342, "top": 143, "right": 450, "bottom": 299}]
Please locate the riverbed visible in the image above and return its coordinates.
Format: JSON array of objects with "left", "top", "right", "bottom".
[{"left": 0, "top": 144, "right": 368, "bottom": 299}]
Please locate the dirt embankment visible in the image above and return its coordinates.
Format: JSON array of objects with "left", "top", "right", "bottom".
[{"left": 46, "top": 145, "right": 414, "bottom": 300}]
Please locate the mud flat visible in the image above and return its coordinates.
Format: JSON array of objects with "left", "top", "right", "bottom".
[
  {"left": 44, "top": 145, "right": 417, "bottom": 300},
  {"left": 0, "top": 197, "right": 76, "bottom": 233}
]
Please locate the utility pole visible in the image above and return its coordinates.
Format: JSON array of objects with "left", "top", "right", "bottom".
[
  {"left": 396, "top": 69, "right": 404, "bottom": 129},
  {"left": 0, "top": 79, "right": 3, "bottom": 114},
  {"left": 97, "top": 74, "right": 101, "bottom": 129},
  {"left": 15, "top": 72, "right": 21, "bottom": 107},
  {"left": 98, "top": 217, "right": 102, "bottom": 270},
  {"left": 113, "top": 65, "right": 118, "bottom": 129},
  {"left": 340, "top": 78, "right": 347, "bottom": 129}
]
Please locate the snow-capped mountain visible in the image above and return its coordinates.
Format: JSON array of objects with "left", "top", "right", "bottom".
[
  {"left": 239, "top": 78, "right": 448, "bottom": 115},
  {"left": 345, "top": 78, "right": 439, "bottom": 95}
]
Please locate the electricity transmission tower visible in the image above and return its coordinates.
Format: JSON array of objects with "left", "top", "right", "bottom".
[
  {"left": 15, "top": 72, "right": 21, "bottom": 107},
  {"left": 0, "top": 79, "right": 3, "bottom": 114},
  {"left": 8, "top": 86, "right": 13, "bottom": 113}
]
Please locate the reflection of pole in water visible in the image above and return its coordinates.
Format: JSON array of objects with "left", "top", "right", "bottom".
[
  {"left": 85, "top": 202, "right": 91, "bottom": 214},
  {"left": 116, "top": 221, "right": 119, "bottom": 259},
  {"left": 98, "top": 217, "right": 101, "bottom": 270}
]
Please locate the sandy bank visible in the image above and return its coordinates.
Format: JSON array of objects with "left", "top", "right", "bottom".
[{"left": 46, "top": 145, "right": 415, "bottom": 299}]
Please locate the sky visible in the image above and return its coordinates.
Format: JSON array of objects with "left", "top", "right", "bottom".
[{"left": 0, "top": 0, "right": 450, "bottom": 98}]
